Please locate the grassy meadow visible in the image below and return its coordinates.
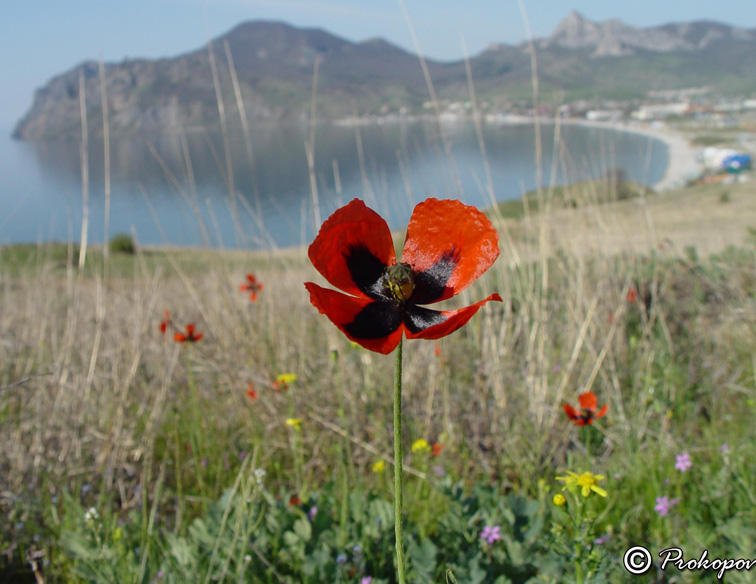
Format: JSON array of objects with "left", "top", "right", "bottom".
[{"left": 2, "top": 146, "right": 756, "bottom": 584}]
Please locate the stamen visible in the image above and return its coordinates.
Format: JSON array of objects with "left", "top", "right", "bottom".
[{"left": 384, "top": 263, "right": 415, "bottom": 304}]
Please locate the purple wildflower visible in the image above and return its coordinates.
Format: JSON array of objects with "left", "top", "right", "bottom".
[
  {"left": 361, "top": 578, "right": 372, "bottom": 584},
  {"left": 593, "top": 533, "right": 611, "bottom": 546},
  {"left": 480, "top": 525, "right": 501, "bottom": 545},
  {"left": 720, "top": 444, "right": 729, "bottom": 455},
  {"left": 308, "top": 506, "right": 318, "bottom": 521},
  {"left": 675, "top": 452, "right": 692, "bottom": 472},
  {"left": 654, "top": 496, "right": 680, "bottom": 517}
]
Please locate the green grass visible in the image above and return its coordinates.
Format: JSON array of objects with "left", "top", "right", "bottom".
[{"left": 491, "top": 175, "right": 653, "bottom": 220}]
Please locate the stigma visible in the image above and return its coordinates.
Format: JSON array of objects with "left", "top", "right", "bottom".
[{"left": 384, "top": 263, "right": 415, "bottom": 304}]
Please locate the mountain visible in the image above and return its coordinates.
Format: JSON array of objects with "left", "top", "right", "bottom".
[
  {"left": 543, "top": 11, "right": 756, "bottom": 57},
  {"left": 13, "top": 16, "right": 756, "bottom": 140},
  {"left": 13, "top": 21, "right": 454, "bottom": 140}
]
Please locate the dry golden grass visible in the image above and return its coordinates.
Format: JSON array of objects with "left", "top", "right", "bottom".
[
  {"left": 2, "top": 174, "right": 756, "bottom": 582},
  {"left": 499, "top": 179, "right": 756, "bottom": 264},
  {"left": 1, "top": 178, "right": 755, "bottom": 541}
]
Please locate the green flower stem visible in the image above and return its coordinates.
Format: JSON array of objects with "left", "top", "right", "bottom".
[{"left": 394, "top": 338, "right": 407, "bottom": 584}]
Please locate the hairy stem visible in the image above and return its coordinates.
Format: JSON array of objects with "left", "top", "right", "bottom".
[{"left": 394, "top": 338, "right": 407, "bottom": 583}]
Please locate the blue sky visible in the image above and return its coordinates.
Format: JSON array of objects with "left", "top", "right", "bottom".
[{"left": 3, "top": 0, "right": 756, "bottom": 129}]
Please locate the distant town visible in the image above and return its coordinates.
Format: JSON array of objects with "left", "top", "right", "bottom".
[
  {"left": 335, "top": 87, "right": 756, "bottom": 185},
  {"left": 337, "top": 87, "right": 756, "bottom": 129}
]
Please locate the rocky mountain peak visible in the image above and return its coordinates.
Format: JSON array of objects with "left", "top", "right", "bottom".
[{"left": 545, "top": 12, "right": 697, "bottom": 57}]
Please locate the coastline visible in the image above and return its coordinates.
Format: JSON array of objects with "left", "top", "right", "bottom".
[
  {"left": 554, "top": 118, "right": 701, "bottom": 191},
  {"left": 343, "top": 113, "right": 701, "bottom": 192}
]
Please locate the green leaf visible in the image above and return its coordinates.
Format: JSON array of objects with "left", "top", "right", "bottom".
[
  {"left": 408, "top": 537, "right": 438, "bottom": 580},
  {"left": 293, "top": 517, "right": 312, "bottom": 543},
  {"left": 283, "top": 531, "right": 300, "bottom": 548},
  {"left": 467, "top": 556, "right": 487, "bottom": 584}
]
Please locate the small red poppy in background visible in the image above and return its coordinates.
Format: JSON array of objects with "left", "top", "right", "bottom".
[
  {"left": 174, "top": 324, "right": 203, "bottom": 343},
  {"left": 305, "top": 198, "right": 501, "bottom": 354},
  {"left": 240, "top": 274, "right": 263, "bottom": 302},
  {"left": 627, "top": 287, "right": 638, "bottom": 303},
  {"left": 431, "top": 443, "right": 444, "bottom": 457},
  {"left": 159, "top": 310, "right": 171, "bottom": 334},
  {"left": 246, "top": 382, "right": 258, "bottom": 400},
  {"left": 563, "top": 391, "right": 608, "bottom": 426},
  {"left": 289, "top": 495, "right": 302, "bottom": 506}
]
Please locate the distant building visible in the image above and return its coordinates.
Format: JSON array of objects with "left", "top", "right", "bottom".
[
  {"left": 713, "top": 100, "right": 743, "bottom": 113},
  {"left": 701, "top": 147, "right": 752, "bottom": 172},
  {"left": 631, "top": 102, "right": 689, "bottom": 120},
  {"left": 585, "top": 109, "right": 624, "bottom": 122}
]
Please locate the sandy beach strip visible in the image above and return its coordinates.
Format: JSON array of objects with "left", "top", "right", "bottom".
[{"left": 556, "top": 118, "right": 701, "bottom": 191}]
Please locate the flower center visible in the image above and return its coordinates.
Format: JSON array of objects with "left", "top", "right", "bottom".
[
  {"left": 383, "top": 263, "right": 415, "bottom": 304},
  {"left": 577, "top": 473, "right": 598, "bottom": 489}
]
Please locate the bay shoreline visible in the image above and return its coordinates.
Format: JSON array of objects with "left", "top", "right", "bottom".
[{"left": 552, "top": 118, "right": 700, "bottom": 191}]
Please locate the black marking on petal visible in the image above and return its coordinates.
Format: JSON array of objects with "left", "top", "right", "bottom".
[
  {"left": 412, "top": 248, "right": 459, "bottom": 304},
  {"left": 403, "top": 305, "right": 447, "bottom": 335},
  {"left": 343, "top": 301, "right": 403, "bottom": 340},
  {"left": 344, "top": 244, "right": 390, "bottom": 300}
]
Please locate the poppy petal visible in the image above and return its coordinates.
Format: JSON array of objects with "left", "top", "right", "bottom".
[
  {"left": 401, "top": 199, "right": 499, "bottom": 303},
  {"left": 596, "top": 404, "right": 608, "bottom": 418},
  {"left": 578, "top": 391, "right": 598, "bottom": 411},
  {"left": 305, "top": 282, "right": 403, "bottom": 354},
  {"left": 563, "top": 403, "right": 580, "bottom": 421},
  {"left": 403, "top": 293, "right": 502, "bottom": 340},
  {"left": 174, "top": 333, "right": 186, "bottom": 342},
  {"left": 193, "top": 333, "right": 203, "bottom": 342},
  {"left": 308, "top": 199, "right": 395, "bottom": 299}
]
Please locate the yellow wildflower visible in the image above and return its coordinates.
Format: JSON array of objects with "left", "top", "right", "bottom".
[
  {"left": 556, "top": 471, "right": 607, "bottom": 498},
  {"left": 553, "top": 493, "right": 566, "bottom": 507},
  {"left": 273, "top": 373, "right": 298, "bottom": 392},
  {"left": 285, "top": 418, "right": 303, "bottom": 431},
  {"left": 411, "top": 439, "right": 431, "bottom": 454},
  {"left": 372, "top": 460, "right": 386, "bottom": 473}
]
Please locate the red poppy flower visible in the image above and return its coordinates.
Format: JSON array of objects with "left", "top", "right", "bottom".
[
  {"left": 431, "top": 443, "right": 444, "bottom": 457},
  {"left": 159, "top": 310, "right": 171, "bottom": 334},
  {"left": 246, "top": 382, "right": 258, "bottom": 400},
  {"left": 563, "top": 391, "right": 608, "bottom": 426},
  {"left": 627, "top": 287, "right": 638, "bottom": 303},
  {"left": 305, "top": 198, "right": 502, "bottom": 354},
  {"left": 174, "top": 323, "right": 203, "bottom": 343},
  {"left": 240, "top": 274, "right": 263, "bottom": 302},
  {"left": 289, "top": 495, "right": 302, "bottom": 506}
]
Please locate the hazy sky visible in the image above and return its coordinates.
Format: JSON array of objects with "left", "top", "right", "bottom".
[{"left": 3, "top": 0, "right": 756, "bottom": 128}]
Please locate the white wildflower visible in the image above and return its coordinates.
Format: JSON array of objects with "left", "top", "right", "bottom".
[{"left": 84, "top": 507, "right": 99, "bottom": 526}]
